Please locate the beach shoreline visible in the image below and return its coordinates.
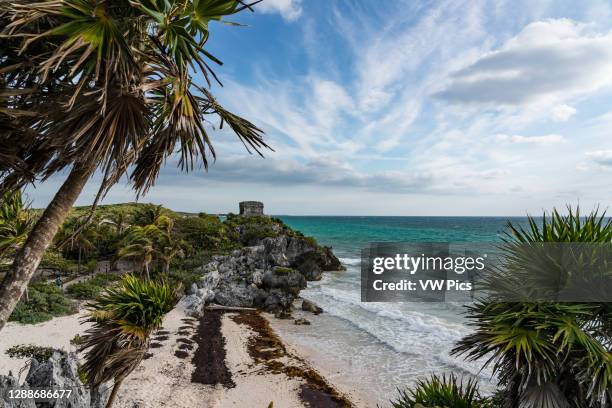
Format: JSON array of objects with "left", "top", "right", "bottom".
[{"left": 0, "top": 304, "right": 356, "bottom": 408}]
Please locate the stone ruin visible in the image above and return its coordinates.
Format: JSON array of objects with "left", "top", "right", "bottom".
[{"left": 239, "top": 201, "right": 264, "bottom": 216}]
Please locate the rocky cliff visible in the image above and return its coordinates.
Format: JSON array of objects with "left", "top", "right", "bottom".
[
  {"left": 182, "top": 216, "right": 343, "bottom": 315},
  {"left": 0, "top": 352, "right": 108, "bottom": 408}
]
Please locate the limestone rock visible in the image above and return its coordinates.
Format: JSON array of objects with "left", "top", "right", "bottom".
[
  {"left": 0, "top": 352, "right": 109, "bottom": 408},
  {"left": 181, "top": 220, "right": 342, "bottom": 315},
  {"left": 302, "top": 299, "right": 323, "bottom": 315},
  {"left": 294, "top": 318, "right": 311, "bottom": 325}
]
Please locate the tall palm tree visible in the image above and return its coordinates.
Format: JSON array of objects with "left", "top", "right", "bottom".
[
  {"left": 116, "top": 223, "right": 166, "bottom": 279},
  {"left": 79, "top": 274, "right": 177, "bottom": 408},
  {"left": 0, "top": 0, "right": 270, "bottom": 331},
  {"left": 452, "top": 207, "right": 612, "bottom": 408}
]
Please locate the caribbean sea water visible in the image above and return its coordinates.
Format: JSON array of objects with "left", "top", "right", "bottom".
[{"left": 275, "top": 216, "right": 529, "bottom": 405}]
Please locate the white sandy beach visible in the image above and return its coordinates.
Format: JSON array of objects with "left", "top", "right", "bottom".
[
  {"left": 0, "top": 311, "right": 90, "bottom": 380},
  {"left": 0, "top": 304, "right": 354, "bottom": 407}
]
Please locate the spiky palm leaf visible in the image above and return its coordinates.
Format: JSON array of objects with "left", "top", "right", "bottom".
[
  {"left": 79, "top": 275, "right": 176, "bottom": 396},
  {"left": 389, "top": 373, "right": 492, "bottom": 408},
  {"left": 1, "top": 0, "right": 271, "bottom": 198},
  {"left": 453, "top": 207, "right": 612, "bottom": 408},
  {"left": 0, "top": 191, "right": 34, "bottom": 257}
]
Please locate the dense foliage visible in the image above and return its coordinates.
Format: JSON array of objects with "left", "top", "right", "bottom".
[
  {"left": 389, "top": 374, "right": 494, "bottom": 408},
  {"left": 66, "top": 273, "right": 122, "bottom": 300},
  {"left": 453, "top": 207, "right": 612, "bottom": 408},
  {"left": 79, "top": 275, "right": 177, "bottom": 406},
  {"left": 9, "top": 283, "right": 76, "bottom": 324},
  {"left": 0, "top": 191, "right": 34, "bottom": 257},
  {"left": 5, "top": 344, "right": 59, "bottom": 362}
]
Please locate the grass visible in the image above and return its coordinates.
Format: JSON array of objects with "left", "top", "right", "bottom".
[{"left": 9, "top": 283, "right": 76, "bottom": 324}]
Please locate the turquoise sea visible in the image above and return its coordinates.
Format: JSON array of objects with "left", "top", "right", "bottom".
[{"left": 273, "top": 216, "right": 531, "bottom": 405}]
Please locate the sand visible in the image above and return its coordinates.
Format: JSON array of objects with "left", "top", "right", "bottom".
[
  {"left": 265, "top": 311, "right": 373, "bottom": 408},
  {"left": 217, "top": 313, "right": 305, "bottom": 408},
  {"left": 0, "top": 305, "right": 354, "bottom": 408},
  {"left": 0, "top": 311, "right": 89, "bottom": 380},
  {"left": 113, "top": 304, "right": 218, "bottom": 408}
]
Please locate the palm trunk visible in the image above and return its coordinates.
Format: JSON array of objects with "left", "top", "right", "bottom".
[
  {"left": 77, "top": 246, "right": 82, "bottom": 276},
  {"left": 144, "top": 262, "right": 150, "bottom": 280},
  {"left": 105, "top": 378, "right": 124, "bottom": 408},
  {"left": 0, "top": 161, "right": 95, "bottom": 332}
]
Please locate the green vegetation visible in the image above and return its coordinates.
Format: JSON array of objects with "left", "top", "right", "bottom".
[
  {"left": 175, "top": 213, "right": 233, "bottom": 251},
  {"left": 9, "top": 283, "right": 76, "bottom": 324},
  {"left": 452, "top": 207, "right": 612, "bottom": 407},
  {"left": 0, "top": 191, "right": 35, "bottom": 258},
  {"left": 66, "top": 273, "right": 121, "bottom": 300},
  {"left": 389, "top": 207, "right": 612, "bottom": 408},
  {"left": 4, "top": 201, "right": 334, "bottom": 324},
  {"left": 70, "top": 334, "right": 85, "bottom": 347},
  {"left": 389, "top": 374, "right": 493, "bottom": 408},
  {"left": 5, "top": 344, "right": 59, "bottom": 362},
  {"left": 0, "top": 0, "right": 270, "bottom": 331},
  {"left": 80, "top": 275, "right": 177, "bottom": 407},
  {"left": 225, "top": 214, "right": 287, "bottom": 245}
]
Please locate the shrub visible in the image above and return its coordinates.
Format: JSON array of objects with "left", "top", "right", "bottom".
[
  {"left": 9, "top": 283, "right": 76, "bottom": 324},
  {"left": 151, "top": 268, "right": 201, "bottom": 293},
  {"left": 389, "top": 374, "right": 492, "bottom": 408},
  {"left": 66, "top": 273, "right": 121, "bottom": 300},
  {"left": 175, "top": 214, "right": 232, "bottom": 251},
  {"left": 40, "top": 251, "right": 73, "bottom": 274},
  {"left": 5, "top": 344, "right": 60, "bottom": 361},
  {"left": 66, "top": 281, "right": 102, "bottom": 300},
  {"left": 70, "top": 334, "right": 85, "bottom": 346},
  {"left": 224, "top": 215, "right": 283, "bottom": 245}
]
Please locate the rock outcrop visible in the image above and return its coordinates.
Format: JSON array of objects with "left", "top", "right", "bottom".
[
  {"left": 0, "top": 352, "right": 109, "bottom": 408},
  {"left": 182, "top": 232, "right": 343, "bottom": 315}
]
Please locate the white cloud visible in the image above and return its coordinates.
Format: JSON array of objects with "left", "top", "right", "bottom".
[
  {"left": 437, "top": 19, "right": 612, "bottom": 106},
  {"left": 495, "top": 133, "right": 564, "bottom": 145},
  {"left": 257, "top": 0, "right": 302, "bottom": 21},
  {"left": 551, "top": 104, "right": 576, "bottom": 121},
  {"left": 585, "top": 150, "right": 612, "bottom": 167}
]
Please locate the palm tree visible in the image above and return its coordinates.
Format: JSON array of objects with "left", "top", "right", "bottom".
[
  {"left": 133, "top": 204, "right": 166, "bottom": 227},
  {"left": 452, "top": 207, "right": 612, "bottom": 408},
  {"left": 116, "top": 224, "right": 166, "bottom": 279},
  {"left": 0, "top": 191, "right": 34, "bottom": 258},
  {"left": 79, "top": 274, "right": 177, "bottom": 408},
  {"left": 0, "top": 0, "right": 270, "bottom": 331},
  {"left": 99, "top": 210, "right": 130, "bottom": 236},
  {"left": 55, "top": 217, "right": 99, "bottom": 275},
  {"left": 158, "top": 237, "right": 187, "bottom": 273}
]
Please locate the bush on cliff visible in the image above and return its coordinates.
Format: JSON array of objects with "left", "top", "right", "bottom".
[
  {"left": 224, "top": 214, "right": 284, "bottom": 245},
  {"left": 175, "top": 214, "right": 233, "bottom": 251}
]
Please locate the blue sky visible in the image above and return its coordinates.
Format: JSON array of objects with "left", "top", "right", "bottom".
[{"left": 28, "top": 0, "right": 612, "bottom": 215}]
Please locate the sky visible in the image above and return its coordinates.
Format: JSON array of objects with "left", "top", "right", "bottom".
[{"left": 27, "top": 0, "right": 612, "bottom": 215}]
